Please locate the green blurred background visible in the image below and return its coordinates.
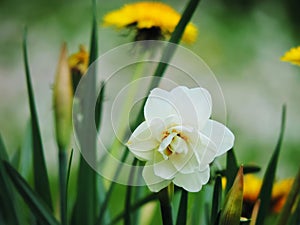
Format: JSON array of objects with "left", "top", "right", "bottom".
[{"left": 0, "top": 0, "right": 299, "bottom": 183}]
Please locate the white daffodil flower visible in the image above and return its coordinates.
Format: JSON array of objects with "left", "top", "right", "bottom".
[{"left": 126, "top": 86, "right": 234, "bottom": 192}]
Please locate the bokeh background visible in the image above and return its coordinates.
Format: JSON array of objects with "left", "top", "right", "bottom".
[{"left": 0, "top": 0, "right": 299, "bottom": 184}]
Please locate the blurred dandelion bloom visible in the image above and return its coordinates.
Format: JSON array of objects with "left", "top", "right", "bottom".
[
  {"left": 68, "top": 45, "right": 89, "bottom": 75},
  {"left": 243, "top": 175, "right": 294, "bottom": 213},
  {"left": 271, "top": 178, "right": 294, "bottom": 213},
  {"left": 103, "top": 2, "right": 197, "bottom": 43},
  {"left": 126, "top": 86, "right": 234, "bottom": 192},
  {"left": 281, "top": 46, "right": 300, "bottom": 66}
]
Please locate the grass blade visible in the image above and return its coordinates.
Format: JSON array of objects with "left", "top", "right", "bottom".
[
  {"left": 0, "top": 135, "right": 22, "bottom": 225},
  {"left": 3, "top": 162, "right": 60, "bottom": 225},
  {"left": 72, "top": 3, "right": 98, "bottom": 224},
  {"left": 256, "top": 105, "right": 286, "bottom": 225},
  {"left": 19, "top": 121, "right": 33, "bottom": 179},
  {"left": 225, "top": 149, "right": 239, "bottom": 193},
  {"left": 23, "top": 28, "right": 52, "bottom": 210},
  {"left": 176, "top": 189, "right": 188, "bottom": 225},
  {"left": 289, "top": 194, "right": 300, "bottom": 225},
  {"left": 124, "top": 158, "right": 139, "bottom": 225},
  {"left": 211, "top": 175, "right": 222, "bottom": 225}
]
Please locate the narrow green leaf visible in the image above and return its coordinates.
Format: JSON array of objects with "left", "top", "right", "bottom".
[
  {"left": 23, "top": 28, "right": 52, "bottom": 210},
  {"left": 95, "top": 149, "right": 129, "bottom": 225},
  {"left": 19, "top": 121, "right": 33, "bottom": 179},
  {"left": 225, "top": 149, "right": 239, "bottom": 193},
  {"left": 108, "top": 193, "right": 157, "bottom": 225},
  {"left": 3, "top": 162, "right": 60, "bottom": 225},
  {"left": 289, "top": 194, "right": 300, "bottom": 225},
  {"left": 0, "top": 135, "right": 22, "bottom": 225},
  {"left": 256, "top": 105, "right": 286, "bottom": 225},
  {"left": 190, "top": 189, "right": 205, "bottom": 225},
  {"left": 0, "top": 134, "right": 8, "bottom": 160},
  {"left": 276, "top": 167, "right": 300, "bottom": 225},
  {"left": 72, "top": 4, "right": 98, "bottom": 224},
  {"left": 176, "top": 189, "right": 188, "bottom": 225},
  {"left": 58, "top": 150, "right": 67, "bottom": 225},
  {"left": 95, "top": 81, "right": 105, "bottom": 131},
  {"left": 124, "top": 158, "right": 139, "bottom": 225},
  {"left": 66, "top": 149, "right": 74, "bottom": 197},
  {"left": 211, "top": 175, "right": 222, "bottom": 225}
]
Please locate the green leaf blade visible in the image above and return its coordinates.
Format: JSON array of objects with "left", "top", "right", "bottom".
[
  {"left": 23, "top": 28, "right": 53, "bottom": 210},
  {"left": 256, "top": 105, "right": 286, "bottom": 225},
  {"left": 3, "top": 161, "right": 59, "bottom": 225},
  {"left": 0, "top": 135, "right": 22, "bottom": 225}
]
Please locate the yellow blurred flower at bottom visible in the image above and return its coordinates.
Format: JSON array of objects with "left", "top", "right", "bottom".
[
  {"left": 242, "top": 175, "right": 294, "bottom": 213},
  {"left": 281, "top": 46, "right": 300, "bottom": 66},
  {"left": 271, "top": 178, "right": 294, "bottom": 213},
  {"left": 103, "top": 2, "right": 197, "bottom": 43}
]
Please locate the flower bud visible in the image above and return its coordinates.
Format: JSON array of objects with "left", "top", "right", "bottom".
[
  {"left": 220, "top": 166, "right": 244, "bottom": 225},
  {"left": 53, "top": 43, "right": 73, "bottom": 150}
]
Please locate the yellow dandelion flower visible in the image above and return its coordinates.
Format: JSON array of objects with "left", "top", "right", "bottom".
[
  {"left": 241, "top": 175, "right": 294, "bottom": 214},
  {"left": 271, "top": 178, "right": 294, "bottom": 213},
  {"left": 68, "top": 45, "right": 89, "bottom": 75},
  {"left": 103, "top": 2, "right": 197, "bottom": 43},
  {"left": 281, "top": 46, "right": 300, "bottom": 66},
  {"left": 243, "top": 175, "right": 262, "bottom": 203}
]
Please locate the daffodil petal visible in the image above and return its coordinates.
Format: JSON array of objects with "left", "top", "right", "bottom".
[
  {"left": 170, "top": 152, "right": 199, "bottom": 174},
  {"left": 170, "top": 86, "right": 199, "bottom": 125},
  {"left": 187, "top": 131, "right": 218, "bottom": 170},
  {"left": 144, "top": 88, "right": 180, "bottom": 125},
  {"left": 202, "top": 119, "right": 235, "bottom": 156},
  {"left": 142, "top": 161, "right": 172, "bottom": 192},
  {"left": 127, "top": 121, "right": 158, "bottom": 161},
  {"left": 185, "top": 87, "right": 212, "bottom": 129},
  {"left": 153, "top": 151, "right": 178, "bottom": 179},
  {"left": 173, "top": 166, "right": 210, "bottom": 192}
]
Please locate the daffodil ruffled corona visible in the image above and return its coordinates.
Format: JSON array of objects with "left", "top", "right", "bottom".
[
  {"left": 126, "top": 86, "right": 235, "bottom": 192},
  {"left": 281, "top": 46, "right": 300, "bottom": 66},
  {"left": 103, "top": 2, "right": 197, "bottom": 43}
]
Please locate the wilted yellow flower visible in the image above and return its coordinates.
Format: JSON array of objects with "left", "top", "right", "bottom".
[
  {"left": 281, "top": 46, "right": 300, "bottom": 66},
  {"left": 103, "top": 2, "right": 197, "bottom": 43},
  {"left": 68, "top": 45, "right": 89, "bottom": 75}
]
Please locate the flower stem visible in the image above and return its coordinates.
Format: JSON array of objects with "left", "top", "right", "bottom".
[
  {"left": 176, "top": 189, "right": 188, "bottom": 225},
  {"left": 58, "top": 150, "right": 67, "bottom": 225},
  {"left": 124, "top": 158, "right": 138, "bottom": 225},
  {"left": 158, "top": 187, "right": 173, "bottom": 225}
]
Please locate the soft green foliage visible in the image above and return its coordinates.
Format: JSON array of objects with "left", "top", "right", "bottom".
[
  {"left": 23, "top": 29, "right": 53, "bottom": 212},
  {"left": 0, "top": 1, "right": 298, "bottom": 225},
  {"left": 256, "top": 105, "right": 286, "bottom": 225}
]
